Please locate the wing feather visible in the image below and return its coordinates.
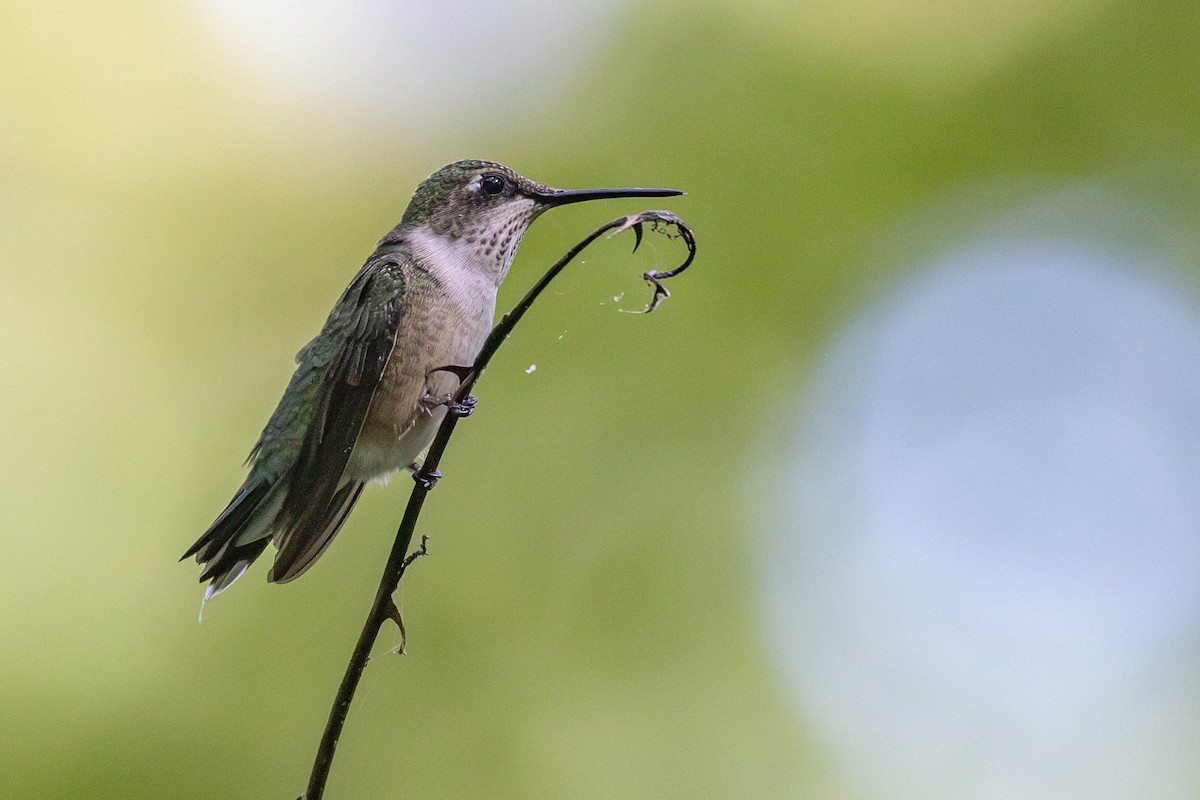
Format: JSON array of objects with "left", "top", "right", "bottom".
[{"left": 268, "top": 256, "right": 408, "bottom": 580}]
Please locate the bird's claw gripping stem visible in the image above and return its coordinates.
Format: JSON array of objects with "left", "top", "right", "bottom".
[
  {"left": 449, "top": 395, "right": 477, "bottom": 417},
  {"left": 413, "top": 468, "right": 442, "bottom": 490},
  {"left": 420, "top": 391, "right": 478, "bottom": 418}
]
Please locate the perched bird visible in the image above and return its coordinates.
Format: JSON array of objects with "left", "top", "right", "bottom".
[{"left": 183, "top": 160, "right": 681, "bottom": 603}]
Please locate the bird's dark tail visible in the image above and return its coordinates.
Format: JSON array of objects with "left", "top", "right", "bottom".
[
  {"left": 183, "top": 476, "right": 368, "bottom": 613},
  {"left": 181, "top": 478, "right": 282, "bottom": 610}
]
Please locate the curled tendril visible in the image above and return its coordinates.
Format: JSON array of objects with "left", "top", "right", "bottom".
[{"left": 605, "top": 211, "right": 697, "bottom": 312}]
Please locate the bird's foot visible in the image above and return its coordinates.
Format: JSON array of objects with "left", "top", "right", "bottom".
[
  {"left": 449, "top": 394, "right": 477, "bottom": 417},
  {"left": 420, "top": 391, "right": 477, "bottom": 418},
  {"left": 413, "top": 467, "right": 442, "bottom": 490}
]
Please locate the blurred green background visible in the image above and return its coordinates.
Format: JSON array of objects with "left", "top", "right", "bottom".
[{"left": 2, "top": 0, "right": 1199, "bottom": 798}]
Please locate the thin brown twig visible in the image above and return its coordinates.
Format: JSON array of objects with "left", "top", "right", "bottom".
[{"left": 301, "top": 210, "right": 696, "bottom": 799}]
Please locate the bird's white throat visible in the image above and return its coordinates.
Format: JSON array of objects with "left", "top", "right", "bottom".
[{"left": 408, "top": 227, "right": 510, "bottom": 301}]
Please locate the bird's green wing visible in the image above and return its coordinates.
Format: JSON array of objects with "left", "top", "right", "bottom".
[
  {"left": 267, "top": 255, "right": 408, "bottom": 582},
  {"left": 182, "top": 256, "right": 409, "bottom": 593}
]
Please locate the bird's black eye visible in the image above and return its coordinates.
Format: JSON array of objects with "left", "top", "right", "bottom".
[{"left": 480, "top": 173, "right": 507, "bottom": 195}]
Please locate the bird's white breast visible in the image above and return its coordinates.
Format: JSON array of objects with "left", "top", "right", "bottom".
[{"left": 347, "top": 228, "right": 501, "bottom": 484}]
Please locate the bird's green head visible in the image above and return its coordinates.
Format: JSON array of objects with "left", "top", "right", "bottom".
[
  {"left": 399, "top": 160, "right": 552, "bottom": 235},
  {"left": 392, "top": 159, "right": 682, "bottom": 280}
]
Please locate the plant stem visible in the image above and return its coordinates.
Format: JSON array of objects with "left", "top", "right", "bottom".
[{"left": 302, "top": 211, "right": 695, "bottom": 799}]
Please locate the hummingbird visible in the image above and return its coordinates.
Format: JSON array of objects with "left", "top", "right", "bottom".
[{"left": 182, "top": 160, "right": 682, "bottom": 603}]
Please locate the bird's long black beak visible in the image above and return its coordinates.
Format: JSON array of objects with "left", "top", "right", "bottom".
[{"left": 538, "top": 186, "right": 684, "bottom": 207}]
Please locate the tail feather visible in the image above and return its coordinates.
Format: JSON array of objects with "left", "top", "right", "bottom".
[
  {"left": 181, "top": 479, "right": 271, "bottom": 561},
  {"left": 185, "top": 475, "right": 367, "bottom": 602},
  {"left": 184, "top": 478, "right": 278, "bottom": 598},
  {"left": 198, "top": 558, "right": 253, "bottom": 622},
  {"left": 268, "top": 481, "right": 365, "bottom": 583}
]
